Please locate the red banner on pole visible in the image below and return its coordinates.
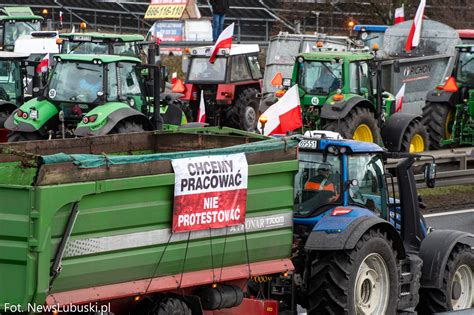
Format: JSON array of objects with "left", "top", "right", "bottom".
[{"left": 171, "top": 153, "right": 248, "bottom": 233}]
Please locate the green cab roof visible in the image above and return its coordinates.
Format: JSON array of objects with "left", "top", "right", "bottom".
[
  {"left": 0, "top": 6, "right": 43, "bottom": 21},
  {"left": 56, "top": 54, "right": 141, "bottom": 64},
  {"left": 299, "top": 50, "right": 374, "bottom": 62},
  {"left": 59, "top": 32, "right": 144, "bottom": 42}
]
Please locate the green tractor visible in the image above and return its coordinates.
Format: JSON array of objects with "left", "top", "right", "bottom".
[
  {"left": 270, "top": 49, "right": 429, "bottom": 153},
  {"left": 4, "top": 49, "right": 186, "bottom": 141},
  {"left": 423, "top": 44, "right": 474, "bottom": 148},
  {"left": 0, "top": 7, "right": 43, "bottom": 51},
  {"left": 58, "top": 32, "right": 145, "bottom": 58}
]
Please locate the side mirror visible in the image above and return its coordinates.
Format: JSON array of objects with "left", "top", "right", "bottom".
[
  {"left": 393, "top": 60, "right": 400, "bottom": 73},
  {"left": 424, "top": 163, "right": 436, "bottom": 188}
]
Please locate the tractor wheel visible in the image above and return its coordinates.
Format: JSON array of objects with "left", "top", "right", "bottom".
[
  {"left": 8, "top": 132, "right": 42, "bottom": 142},
  {"left": 233, "top": 88, "right": 260, "bottom": 132},
  {"left": 156, "top": 298, "right": 192, "bottom": 315},
  {"left": 400, "top": 119, "right": 430, "bottom": 153},
  {"left": 322, "top": 107, "right": 381, "bottom": 144},
  {"left": 114, "top": 121, "right": 145, "bottom": 134},
  {"left": 418, "top": 244, "right": 474, "bottom": 313},
  {"left": 0, "top": 111, "right": 9, "bottom": 128},
  {"left": 307, "top": 229, "right": 398, "bottom": 315},
  {"left": 422, "top": 102, "right": 454, "bottom": 150}
]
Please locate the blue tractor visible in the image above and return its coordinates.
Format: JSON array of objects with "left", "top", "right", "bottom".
[{"left": 284, "top": 131, "right": 474, "bottom": 313}]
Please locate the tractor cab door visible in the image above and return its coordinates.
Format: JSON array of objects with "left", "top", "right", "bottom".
[
  {"left": 229, "top": 54, "right": 253, "bottom": 83},
  {"left": 349, "top": 61, "right": 371, "bottom": 99},
  {"left": 347, "top": 153, "right": 389, "bottom": 219}
]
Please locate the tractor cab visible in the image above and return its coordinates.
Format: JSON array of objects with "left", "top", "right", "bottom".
[
  {"left": 0, "top": 7, "right": 43, "bottom": 51},
  {"left": 353, "top": 25, "right": 388, "bottom": 50},
  {"left": 58, "top": 33, "right": 145, "bottom": 58},
  {"left": 180, "top": 44, "right": 262, "bottom": 131}
]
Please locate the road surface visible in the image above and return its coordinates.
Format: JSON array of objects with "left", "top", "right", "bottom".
[{"left": 424, "top": 209, "right": 474, "bottom": 234}]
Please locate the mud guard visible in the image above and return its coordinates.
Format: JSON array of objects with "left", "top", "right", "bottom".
[
  {"left": 75, "top": 107, "right": 153, "bottom": 137},
  {"left": 320, "top": 95, "right": 373, "bottom": 120},
  {"left": 419, "top": 230, "right": 474, "bottom": 289},
  {"left": 425, "top": 89, "right": 458, "bottom": 106},
  {"left": 381, "top": 113, "right": 421, "bottom": 152},
  {"left": 4, "top": 101, "right": 59, "bottom": 136},
  {"left": 304, "top": 213, "right": 406, "bottom": 259}
]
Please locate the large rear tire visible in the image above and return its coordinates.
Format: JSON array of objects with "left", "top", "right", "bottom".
[
  {"left": 232, "top": 88, "right": 260, "bottom": 132},
  {"left": 156, "top": 298, "right": 192, "bottom": 315},
  {"left": 114, "top": 121, "right": 145, "bottom": 134},
  {"left": 322, "top": 107, "right": 381, "bottom": 144},
  {"left": 422, "top": 102, "right": 454, "bottom": 150},
  {"left": 307, "top": 229, "right": 398, "bottom": 315},
  {"left": 418, "top": 244, "right": 474, "bottom": 313},
  {"left": 400, "top": 119, "right": 430, "bottom": 153},
  {"left": 8, "top": 131, "right": 42, "bottom": 142}
]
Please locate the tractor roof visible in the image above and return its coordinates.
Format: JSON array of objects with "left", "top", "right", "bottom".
[
  {"left": 299, "top": 50, "right": 374, "bottom": 62},
  {"left": 59, "top": 32, "right": 144, "bottom": 42},
  {"left": 0, "top": 6, "right": 43, "bottom": 21},
  {"left": 319, "top": 138, "right": 384, "bottom": 153},
  {"left": 56, "top": 54, "right": 141, "bottom": 64},
  {"left": 189, "top": 44, "right": 259, "bottom": 57},
  {"left": 0, "top": 51, "right": 29, "bottom": 59}
]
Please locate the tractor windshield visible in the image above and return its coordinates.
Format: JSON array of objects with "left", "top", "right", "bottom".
[
  {"left": 4, "top": 21, "right": 41, "bottom": 48},
  {"left": 298, "top": 60, "right": 343, "bottom": 95},
  {"left": 456, "top": 50, "right": 474, "bottom": 83},
  {"left": 294, "top": 152, "right": 342, "bottom": 216},
  {"left": 348, "top": 154, "right": 388, "bottom": 217},
  {"left": 48, "top": 61, "right": 103, "bottom": 104},
  {"left": 62, "top": 41, "right": 109, "bottom": 55},
  {"left": 187, "top": 57, "right": 227, "bottom": 82},
  {"left": 0, "top": 59, "right": 21, "bottom": 104}
]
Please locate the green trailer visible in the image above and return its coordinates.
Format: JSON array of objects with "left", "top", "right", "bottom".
[{"left": 0, "top": 128, "right": 296, "bottom": 313}]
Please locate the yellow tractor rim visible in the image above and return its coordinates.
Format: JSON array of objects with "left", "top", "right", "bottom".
[
  {"left": 445, "top": 109, "right": 454, "bottom": 139},
  {"left": 353, "top": 124, "right": 374, "bottom": 143},
  {"left": 409, "top": 134, "right": 425, "bottom": 153}
]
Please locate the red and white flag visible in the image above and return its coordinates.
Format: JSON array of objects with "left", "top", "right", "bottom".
[
  {"left": 257, "top": 85, "right": 302, "bottom": 136},
  {"left": 59, "top": 11, "right": 63, "bottom": 27},
  {"left": 36, "top": 54, "right": 49, "bottom": 73},
  {"left": 197, "top": 90, "right": 206, "bottom": 123},
  {"left": 405, "top": 0, "right": 426, "bottom": 52},
  {"left": 395, "top": 83, "right": 406, "bottom": 113},
  {"left": 209, "top": 23, "right": 234, "bottom": 63},
  {"left": 171, "top": 72, "right": 178, "bottom": 84},
  {"left": 394, "top": 4, "right": 405, "bottom": 24}
]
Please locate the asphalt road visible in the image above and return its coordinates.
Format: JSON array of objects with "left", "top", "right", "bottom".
[{"left": 424, "top": 209, "right": 474, "bottom": 234}]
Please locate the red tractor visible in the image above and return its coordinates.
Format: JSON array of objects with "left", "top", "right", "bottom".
[{"left": 178, "top": 44, "right": 263, "bottom": 131}]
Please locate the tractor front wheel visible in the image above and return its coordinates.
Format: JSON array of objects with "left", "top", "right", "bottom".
[
  {"left": 422, "top": 102, "right": 454, "bottom": 150},
  {"left": 400, "top": 119, "right": 430, "bottom": 153},
  {"left": 307, "top": 229, "right": 398, "bottom": 314},
  {"left": 233, "top": 88, "right": 260, "bottom": 132},
  {"left": 418, "top": 244, "right": 474, "bottom": 313},
  {"left": 323, "top": 107, "right": 381, "bottom": 144}
]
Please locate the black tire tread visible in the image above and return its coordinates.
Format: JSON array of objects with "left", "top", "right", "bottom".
[
  {"left": 308, "top": 229, "right": 397, "bottom": 315},
  {"left": 418, "top": 244, "right": 474, "bottom": 314},
  {"left": 157, "top": 298, "right": 192, "bottom": 315},
  {"left": 422, "top": 102, "right": 452, "bottom": 150},
  {"left": 322, "top": 106, "right": 381, "bottom": 144},
  {"left": 7, "top": 131, "right": 42, "bottom": 142},
  {"left": 115, "top": 121, "right": 145, "bottom": 134},
  {"left": 400, "top": 119, "right": 430, "bottom": 152},
  {"left": 233, "top": 88, "right": 260, "bottom": 131}
]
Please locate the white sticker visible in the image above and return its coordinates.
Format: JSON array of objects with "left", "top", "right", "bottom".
[
  {"left": 49, "top": 89, "right": 57, "bottom": 99},
  {"left": 311, "top": 97, "right": 320, "bottom": 105}
]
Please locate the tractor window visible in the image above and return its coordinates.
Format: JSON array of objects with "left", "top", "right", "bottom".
[
  {"left": 294, "top": 152, "right": 342, "bottom": 216},
  {"left": 348, "top": 154, "right": 388, "bottom": 217},
  {"left": 117, "top": 63, "right": 144, "bottom": 109},
  {"left": 0, "top": 60, "right": 20, "bottom": 104},
  {"left": 247, "top": 55, "right": 262, "bottom": 79},
  {"left": 113, "top": 42, "right": 139, "bottom": 57},
  {"left": 187, "top": 57, "right": 227, "bottom": 82},
  {"left": 4, "top": 21, "right": 41, "bottom": 48},
  {"left": 456, "top": 51, "right": 474, "bottom": 83},
  {"left": 107, "top": 63, "right": 118, "bottom": 101},
  {"left": 298, "top": 60, "right": 342, "bottom": 95},
  {"left": 349, "top": 62, "right": 370, "bottom": 95},
  {"left": 230, "top": 55, "right": 252, "bottom": 82},
  {"left": 62, "top": 41, "right": 109, "bottom": 55}
]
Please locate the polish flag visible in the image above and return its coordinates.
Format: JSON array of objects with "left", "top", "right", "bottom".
[
  {"left": 209, "top": 23, "right": 234, "bottom": 64},
  {"left": 394, "top": 5, "right": 405, "bottom": 24},
  {"left": 257, "top": 85, "right": 302, "bottom": 136},
  {"left": 59, "top": 11, "right": 63, "bottom": 27},
  {"left": 395, "top": 83, "right": 406, "bottom": 113},
  {"left": 171, "top": 72, "right": 178, "bottom": 84},
  {"left": 197, "top": 91, "right": 206, "bottom": 123},
  {"left": 405, "top": 0, "right": 426, "bottom": 52},
  {"left": 36, "top": 54, "right": 49, "bottom": 73}
]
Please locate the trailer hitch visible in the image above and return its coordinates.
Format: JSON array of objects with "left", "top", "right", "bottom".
[{"left": 49, "top": 202, "right": 80, "bottom": 290}]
